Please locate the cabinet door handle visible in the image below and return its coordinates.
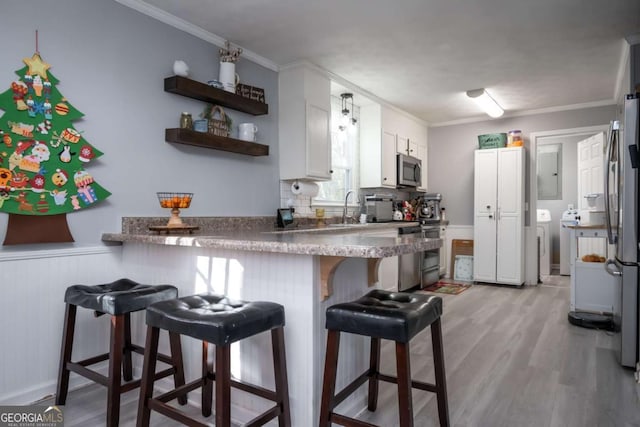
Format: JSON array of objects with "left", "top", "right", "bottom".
[
  {"left": 383, "top": 177, "right": 387, "bottom": 181},
  {"left": 329, "top": 170, "right": 334, "bottom": 174}
]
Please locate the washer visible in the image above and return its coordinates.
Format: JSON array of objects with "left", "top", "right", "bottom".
[{"left": 537, "top": 209, "right": 552, "bottom": 276}]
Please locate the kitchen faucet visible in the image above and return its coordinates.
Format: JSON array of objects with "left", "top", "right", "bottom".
[{"left": 343, "top": 190, "right": 355, "bottom": 224}]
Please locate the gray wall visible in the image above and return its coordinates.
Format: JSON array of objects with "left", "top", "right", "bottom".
[
  {"left": 1, "top": 0, "right": 280, "bottom": 244},
  {"left": 537, "top": 134, "right": 584, "bottom": 264},
  {"left": 427, "top": 105, "right": 616, "bottom": 226}
]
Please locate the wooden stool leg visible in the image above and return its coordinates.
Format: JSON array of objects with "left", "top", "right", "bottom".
[
  {"left": 431, "top": 318, "right": 450, "bottom": 427},
  {"left": 271, "top": 327, "right": 292, "bottom": 427},
  {"left": 202, "top": 341, "right": 212, "bottom": 417},
  {"left": 55, "top": 304, "right": 76, "bottom": 405},
  {"left": 107, "top": 315, "right": 125, "bottom": 427},
  {"left": 318, "top": 330, "right": 340, "bottom": 427},
  {"left": 215, "top": 344, "right": 231, "bottom": 427},
  {"left": 136, "top": 325, "right": 160, "bottom": 427},
  {"left": 122, "top": 313, "right": 133, "bottom": 381},
  {"left": 396, "top": 341, "right": 414, "bottom": 427},
  {"left": 367, "top": 337, "right": 381, "bottom": 411},
  {"left": 168, "top": 331, "right": 188, "bottom": 405}
]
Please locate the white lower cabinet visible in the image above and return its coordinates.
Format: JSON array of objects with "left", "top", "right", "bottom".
[{"left": 473, "top": 147, "right": 525, "bottom": 285}]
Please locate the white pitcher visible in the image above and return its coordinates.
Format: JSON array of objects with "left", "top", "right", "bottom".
[
  {"left": 218, "top": 61, "right": 239, "bottom": 93},
  {"left": 238, "top": 123, "right": 258, "bottom": 142}
]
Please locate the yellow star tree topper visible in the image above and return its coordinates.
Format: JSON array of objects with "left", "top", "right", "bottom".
[{"left": 23, "top": 52, "right": 50, "bottom": 79}]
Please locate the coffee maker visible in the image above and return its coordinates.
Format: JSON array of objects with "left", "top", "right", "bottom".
[{"left": 420, "top": 193, "right": 442, "bottom": 224}]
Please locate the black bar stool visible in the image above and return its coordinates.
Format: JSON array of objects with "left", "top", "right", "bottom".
[
  {"left": 319, "top": 289, "right": 450, "bottom": 427},
  {"left": 137, "top": 293, "right": 292, "bottom": 427},
  {"left": 55, "top": 278, "right": 187, "bottom": 427}
]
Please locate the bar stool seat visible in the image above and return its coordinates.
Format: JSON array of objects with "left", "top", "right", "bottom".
[
  {"left": 56, "top": 278, "right": 186, "bottom": 427},
  {"left": 319, "top": 289, "right": 450, "bottom": 427},
  {"left": 64, "top": 279, "right": 179, "bottom": 315},
  {"left": 137, "top": 293, "right": 291, "bottom": 427}
]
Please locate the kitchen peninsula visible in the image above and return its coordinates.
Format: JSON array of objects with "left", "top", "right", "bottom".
[{"left": 102, "top": 217, "right": 441, "bottom": 426}]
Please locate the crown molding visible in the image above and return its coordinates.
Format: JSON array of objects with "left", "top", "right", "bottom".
[
  {"left": 114, "top": 0, "right": 279, "bottom": 72},
  {"left": 430, "top": 99, "right": 616, "bottom": 128}
]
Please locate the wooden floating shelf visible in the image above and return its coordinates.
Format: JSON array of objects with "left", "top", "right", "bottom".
[
  {"left": 164, "top": 76, "right": 268, "bottom": 116},
  {"left": 165, "top": 128, "right": 269, "bottom": 157}
]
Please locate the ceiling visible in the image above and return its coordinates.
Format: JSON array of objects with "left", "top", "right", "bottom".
[{"left": 125, "top": 0, "right": 639, "bottom": 125}]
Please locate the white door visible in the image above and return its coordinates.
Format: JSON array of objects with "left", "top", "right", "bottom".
[
  {"left": 577, "top": 133, "right": 606, "bottom": 257},
  {"left": 474, "top": 149, "right": 498, "bottom": 282},
  {"left": 496, "top": 148, "right": 524, "bottom": 284}
]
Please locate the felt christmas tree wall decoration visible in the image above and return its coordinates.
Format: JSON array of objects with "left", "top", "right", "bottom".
[{"left": 0, "top": 51, "right": 111, "bottom": 244}]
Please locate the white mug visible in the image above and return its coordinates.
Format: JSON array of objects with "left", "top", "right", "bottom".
[
  {"left": 218, "top": 61, "right": 239, "bottom": 93},
  {"left": 238, "top": 123, "right": 258, "bottom": 142}
]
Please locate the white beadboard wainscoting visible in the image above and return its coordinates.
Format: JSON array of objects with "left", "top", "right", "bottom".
[
  {"left": 120, "top": 242, "right": 376, "bottom": 427},
  {"left": 0, "top": 244, "right": 124, "bottom": 405}
]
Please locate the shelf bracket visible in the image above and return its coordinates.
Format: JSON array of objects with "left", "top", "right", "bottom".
[{"left": 319, "top": 256, "right": 382, "bottom": 301}]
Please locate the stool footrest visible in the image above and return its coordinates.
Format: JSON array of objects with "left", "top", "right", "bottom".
[
  {"left": 77, "top": 353, "right": 110, "bottom": 367},
  {"left": 148, "top": 399, "right": 209, "bottom": 427},
  {"left": 67, "top": 362, "right": 175, "bottom": 391},
  {"left": 150, "top": 376, "right": 282, "bottom": 426},
  {"left": 334, "top": 371, "right": 370, "bottom": 407},
  {"left": 245, "top": 405, "right": 281, "bottom": 427},
  {"left": 331, "top": 413, "right": 378, "bottom": 427},
  {"left": 377, "top": 373, "right": 438, "bottom": 393},
  {"left": 155, "top": 378, "right": 204, "bottom": 403}
]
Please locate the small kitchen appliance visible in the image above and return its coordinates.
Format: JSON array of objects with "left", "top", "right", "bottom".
[
  {"left": 365, "top": 195, "right": 393, "bottom": 222},
  {"left": 419, "top": 193, "right": 442, "bottom": 224}
]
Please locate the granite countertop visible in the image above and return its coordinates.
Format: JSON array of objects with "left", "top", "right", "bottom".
[{"left": 102, "top": 217, "right": 440, "bottom": 258}]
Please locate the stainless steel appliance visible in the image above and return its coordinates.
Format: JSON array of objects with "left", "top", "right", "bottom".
[
  {"left": 398, "top": 225, "right": 423, "bottom": 291},
  {"left": 397, "top": 153, "right": 422, "bottom": 188},
  {"left": 420, "top": 223, "right": 442, "bottom": 287},
  {"left": 604, "top": 94, "right": 640, "bottom": 368},
  {"left": 397, "top": 223, "right": 442, "bottom": 291},
  {"left": 364, "top": 195, "right": 393, "bottom": 222},
  {"left": 420, "top": 193, "right": 442, "bottom": 222}
]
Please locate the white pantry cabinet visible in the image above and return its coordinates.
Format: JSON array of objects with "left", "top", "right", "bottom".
[
  {"left": 279, "top": 65, "right": 332, "bottom": 181},
  {"left": 473, "top": 147, "right": 525, "bottom": 285},
  {"left": 360, "top": 104, "right": 427, "bottom": 189}
]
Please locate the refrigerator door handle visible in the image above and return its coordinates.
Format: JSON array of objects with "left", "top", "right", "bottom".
[
  {"left": 604, "top": 122, "right": 618, "bottom": 244},
  {"left": 605, "top": 258, "right": 623, "bottom": 277}
]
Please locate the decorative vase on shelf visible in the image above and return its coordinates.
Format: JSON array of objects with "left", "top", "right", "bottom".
[
  {"left": 218, "top": 61, "right": 239, "bottom": 93},
  {"left": 218, "top": 40, "right": 242, "bottom": 93}
]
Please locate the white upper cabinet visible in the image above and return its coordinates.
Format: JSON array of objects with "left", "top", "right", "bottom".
[
  {"left": 279, "top": 65, "right": 332, "bottom": 181},
  {"left": 360, "top": 103, "right": 427, "bottom": 189}
]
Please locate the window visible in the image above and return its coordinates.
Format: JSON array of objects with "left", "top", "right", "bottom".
[{"left": 314, "top": 96, "right": 359, "bottom": 205}]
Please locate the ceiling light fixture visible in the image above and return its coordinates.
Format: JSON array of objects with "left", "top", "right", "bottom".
[
  {"left": 466, "top": 89, "right": 504, "bottom": 118},
  {"left": 340, "top": 93, "right": 357, "bottom": 130}
]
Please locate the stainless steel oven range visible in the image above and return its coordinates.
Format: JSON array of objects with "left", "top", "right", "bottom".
[{"left": 397, "top": 222, "right": 442, "bottom": 291}]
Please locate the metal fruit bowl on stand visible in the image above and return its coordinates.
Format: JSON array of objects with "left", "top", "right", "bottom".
[{"left": 156, "top": 192, "right": 193, "bottom": 227}]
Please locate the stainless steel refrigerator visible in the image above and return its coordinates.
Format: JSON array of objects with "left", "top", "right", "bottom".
[{"left": 605, "top": 94, "right": 640, "bottom": 368}]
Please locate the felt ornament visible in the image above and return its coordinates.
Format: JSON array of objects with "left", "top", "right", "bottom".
[{"left": 22, "top": 53, "right": 50, "bottom": 79}]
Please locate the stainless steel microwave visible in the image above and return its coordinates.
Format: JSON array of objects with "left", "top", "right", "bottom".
[{"left": 397, "top": 153, "right": 422, "bottom": 188}]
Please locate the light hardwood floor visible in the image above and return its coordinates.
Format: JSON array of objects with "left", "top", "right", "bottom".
[{"left": 40, "top": 276, "right": 640, "bottom": 426}]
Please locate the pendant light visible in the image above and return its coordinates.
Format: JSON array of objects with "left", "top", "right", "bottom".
[{"left": 340, "top": 93, "right": 357, "bottom": 131}]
